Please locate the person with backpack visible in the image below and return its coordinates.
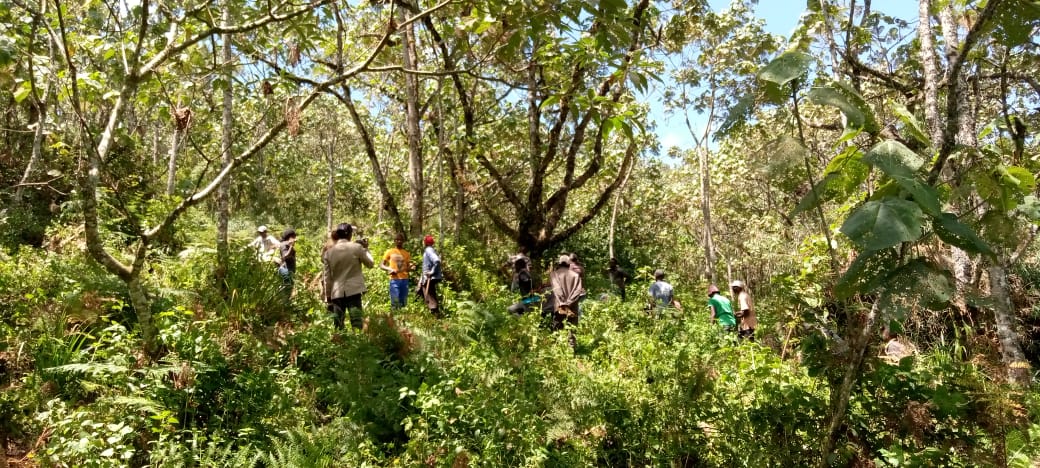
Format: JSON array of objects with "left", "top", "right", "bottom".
[
  {"left": 549, "top": 254, "right": 583, "bottom": 347},
  {"left": 379, "top": 233, "right": 412, "bottom": 310},
  {"left": 418, "top": 235, "right": 443, "bottom": 318},
  {"left": 731, "top": 280, "right": 757, "bottom": 342},
  {"left": 323, "top": 223, "right": 374, "bottom": 330},
  {"left": 707, "top": 284, "right": 736, "bottom": 332}
]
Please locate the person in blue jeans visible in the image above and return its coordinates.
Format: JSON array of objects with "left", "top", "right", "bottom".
[{"left": 379, "top": 233, "right": 412, "bottom": 310}]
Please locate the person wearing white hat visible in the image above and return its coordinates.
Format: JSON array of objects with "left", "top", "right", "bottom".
[
  {"left": 730, "top": 280, "right": 756, "bottom": 342},
  {"left": 248, "top": 225, "right": 279, "bottom": 262}
]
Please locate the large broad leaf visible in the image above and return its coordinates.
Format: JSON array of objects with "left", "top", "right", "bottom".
[
  {"left": 806, "top": 84, "right": 879, "bottom": 134},
  {"left": 715, "top": 93, "right": 755, "bottom": 140},
  {"left": 840, "top": 197, "right": 924, "bottom": 251},
  {"left": 790, "top": 147, "right": 869, "bottom": 217},
  {"left": 933, "top": 213, "right": 995, "bottom": 257},
  {"left": 863, "top": 140, "right": 941, "bottom": 217},
  {"left": 975, "top": 165, "right": 1035, "bottom": 211},
  {"left": 758, "top": 51, "right": 812, "bottom": 87},
  {"left": 835, "top": 248, "right": 898, "bottom": 300}
]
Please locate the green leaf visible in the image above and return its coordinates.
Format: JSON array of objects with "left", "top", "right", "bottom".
[
  {"left": 12, "top": 80, "right": 31, "bottom": 103},
  {"left": 791, "top": 173, "right": 839, "bottom": 217},
  {"left": 1016, "top": 195, "right": 1040, "bottom": 222},
  {"left": 790, "top": 147, "right": 869, "bottom": 217},
  {"left": 863, "top": 140, "right": 924, "bottom": 171},
  {"left": 933, "top": 213, "right": 994, "bottom": 257},
  {"left": 1001, "top": 166, "right": 1036, "bottom": 194},
  {"left": 806, "top": 84, "right": 878, "bottom": 133},
  {"left": 863, "top": 140, "right": 941, "bottom": 217},
  {"left": 758, "top": 51, "right": 812, "bottom": 87},
  {"left": 715, "top": 93, "right": 755, "bottom": 139},
  {"left": 891, "top": 101, "right": 931, "bottom": 147},
  {"left": 883, "top": 259, "right": 954, "bottom": 311},
  {"left": 841, "top": 197, "right": 924, "bottom": 251},
  {"left": 835, "top": 248, "right": 898, "bottom": 300}
]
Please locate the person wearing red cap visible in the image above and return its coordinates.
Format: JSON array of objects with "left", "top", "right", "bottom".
[
  {"left": 418, "top": 235, "right": 443, "bottom": 318},
  {"left": 707, "top": 284, "right": 736, "bottom": 332}
]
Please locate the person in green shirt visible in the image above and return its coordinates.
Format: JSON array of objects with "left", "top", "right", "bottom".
[{"left": 707, "top": 284, "right": 736, "bottom": 332}]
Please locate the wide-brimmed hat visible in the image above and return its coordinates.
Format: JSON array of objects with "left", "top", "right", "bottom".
[
  {"left": 257, "top": 225, "right": 268, "bottom": 233},
  {"left": 730, "top": 280, "right": 745, "bottom": 289},
  {"left": 707, "top": 284, "right": 720, "bottom": 296}
]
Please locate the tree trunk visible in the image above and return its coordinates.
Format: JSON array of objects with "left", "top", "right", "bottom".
[
  {"left": 325, "top": 133, "right": 336, "bottom": 232},
  {"left": 165, "top": 126, "right": 183, "bottom": 196},
  {"left": 988, "top": 263, "right": 1031, "bottom": 384},
  {"left": 13, "top": 7, "right": 52, "bottom": 207},
  {"left": 820, "top": 301, "right": 880, "bottom": 467},
  {"left": 402, "top": 16, "right": 424, "bottom": 238},
  {"left": 608, "top": 157, "right": 634, "bottom": 260},
  {"left": 215, "top": 2, "right": 234, "bottom": 285},
  {"left": 699, "top": 147, "right": 716, "bottom": 283},
  {"left": 127, "top": 273, "right": 157, "bottom": 356}
]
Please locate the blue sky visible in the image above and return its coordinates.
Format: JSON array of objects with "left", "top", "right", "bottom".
[{"left": 651, "top": 0, "right": 919, "bottom": 154}]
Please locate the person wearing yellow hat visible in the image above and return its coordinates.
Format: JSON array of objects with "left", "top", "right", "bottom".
[{"left": 730, "top": 280, "right": 756, "bottom": 342}]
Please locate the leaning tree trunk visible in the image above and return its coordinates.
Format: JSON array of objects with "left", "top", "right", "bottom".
[
  {"left": 820, "top": 301, "right": 880, "bottom": 467},
  {"left": 215, "top": 2, "right": 234, "bottom": 285},
  {"left": 402, "top": 14, "right": 424, "bottom": 238}
]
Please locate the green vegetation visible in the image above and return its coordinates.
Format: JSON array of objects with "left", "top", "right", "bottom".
[{"left": 2, "top": 0, "right": 1040, "bottom": 466}]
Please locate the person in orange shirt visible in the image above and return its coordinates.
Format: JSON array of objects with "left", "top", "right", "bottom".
[{"left": 380, "top": 233, "right": 412, "bottom": 310}]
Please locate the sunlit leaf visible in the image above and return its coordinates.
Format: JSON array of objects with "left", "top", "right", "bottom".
[
  {"left": 758, "top": 51, "right": 811, "bottom": 87},
  {"left": 863, "top": 140, "right": 941, "bottom": 217}
]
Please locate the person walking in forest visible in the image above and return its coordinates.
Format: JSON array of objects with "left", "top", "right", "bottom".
[
  {"left": 648, "top": 269, "right": 676, "bottom": 316},
  {"left": 248, "top": 225, "right": 279, "bottom": 263},
  {"left": 550, "top": 254, "right": 583, "bottom": 347},
  {"left": 277, "top": 228, "right": 297, "bottom": 293},
  {"left": 731, "top": 280, "right": 757, "bottom": 342},
  {"left": 323, "top": 223, "right": 374, "bottom": 330},
  {"left": 568, "top": 253, "right": 587, "bottom": 314},
  {"left": 419, "top": 235, "right": 443, "bottom": 318},
  {"left": 707, "top": 284, "right": 736, "bottom": 332},
  {"left": 506, "top": 257, "right": 539, "bottom": 315},
  {"left": 607, "top": 257, "right": 631, "bottom": 301},
  {"left": 380, "top": 233, "right": 412, "bottom": 310}
]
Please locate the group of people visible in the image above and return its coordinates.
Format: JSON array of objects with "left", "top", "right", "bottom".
[
  {"left": 506, "top": 252, "right": 757, "bottom": 343},
  {"left": 707, "top": 280, "right": 757, "bottom": 341},
  {"left": 249, "top": 225, "right": 757, "bottom": 341},
  {"left": 249, "top": 224, "right": 443, "bottom": 330}
]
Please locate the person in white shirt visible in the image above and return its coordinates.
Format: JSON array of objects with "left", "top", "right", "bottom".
[{"left": 248, "top": 225, "right": 280, "bottom": 262}]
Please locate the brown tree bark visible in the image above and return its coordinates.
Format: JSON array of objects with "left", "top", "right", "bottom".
[
  {"left": 215, "top": 2, "right": 234, "bottom": 285},
  {"left": 401, "top": 12, "right": 424, "bottom": 238}
]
